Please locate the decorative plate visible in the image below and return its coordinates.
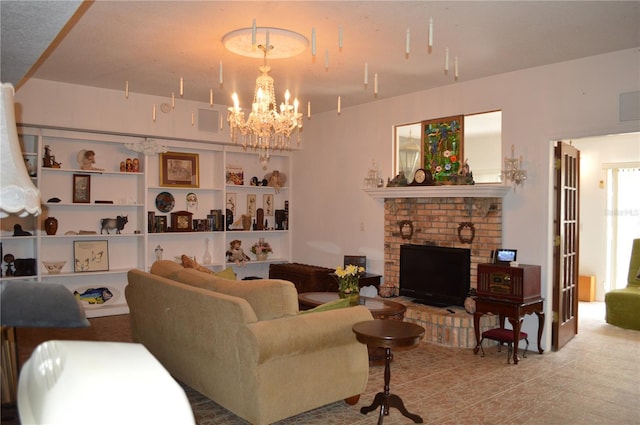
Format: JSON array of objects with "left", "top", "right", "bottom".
[
  {"left": 155, "top": 192, "right": 175, "bottom": 213},
  {"left": 72, "top": 285, "right": 120, "bottom": 309}
]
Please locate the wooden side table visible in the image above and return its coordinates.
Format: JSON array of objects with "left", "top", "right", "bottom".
[
  {"left": 352, "top": 320, "right": 425, "bottom": 424},
  {"left": 472, "top": 297, "right": 545, "bottom": 364}
]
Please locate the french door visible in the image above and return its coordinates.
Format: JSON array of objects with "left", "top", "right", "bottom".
[{"left": 552, "top": 141, "right": 580, "bottom": 350}]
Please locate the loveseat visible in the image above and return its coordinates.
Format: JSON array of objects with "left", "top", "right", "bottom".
[
  {"left": 125, "top": 261, "right": 373, "bottom": 425},
  {"left": 605, "top": 238, "right": 640, "bottom": 330}
]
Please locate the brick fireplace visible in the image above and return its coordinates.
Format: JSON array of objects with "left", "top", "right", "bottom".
[{"left": 366, "top": 185, "right": 509, "bottom": 348}]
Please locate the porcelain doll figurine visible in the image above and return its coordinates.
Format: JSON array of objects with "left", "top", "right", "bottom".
[
  {"left": 77, "top": 149, "right": 104, "bottom": 171},
  {"left": 225, "top": 240, "right": 250, "bottom": 265}
]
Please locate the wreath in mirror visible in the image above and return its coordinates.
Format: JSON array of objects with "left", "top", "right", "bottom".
[{"left": 457, "top": 222, "right": 475, "bottom": 244}]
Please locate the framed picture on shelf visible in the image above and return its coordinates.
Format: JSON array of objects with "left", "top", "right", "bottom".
[
  {"left": 247, "top": 194, "right": 256, "bottom": 216},
  {"left": 72, "top": 174, "right": 91, "bottom": 203},
  {"left": 263, "top": 194, "right": 274, "bottom": 216},
  {"left": 160, "top": 152, "right": 199, "bottom": 188},
  {"left": 226, "top": 165, "right": 244, "bottom": 185},
  {"left": 73, "top": 240, "right": 109, "bottom": 272},
  {"left": 226, "top": 193, "right": 236, "bottom": 214}
]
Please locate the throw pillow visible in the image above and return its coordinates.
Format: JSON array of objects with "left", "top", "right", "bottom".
[
  {"left": 299, "top": 297, "right": 352, "bottom": 315},
  {"left": 214, "top": 267, "right": 237, "bottom": 280}
]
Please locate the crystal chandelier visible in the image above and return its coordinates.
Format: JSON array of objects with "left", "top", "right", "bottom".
[{"left": 227, "top": 44, "right": 303, "bottom": 168}]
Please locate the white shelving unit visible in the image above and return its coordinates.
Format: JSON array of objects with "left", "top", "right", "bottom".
[{"left": 0, "top": 127, "right": 292, "bottom": 317}]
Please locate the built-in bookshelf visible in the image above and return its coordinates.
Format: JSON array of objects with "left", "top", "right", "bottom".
[{"left": 0, "top": 127, "right": 292, "bottom": 317}]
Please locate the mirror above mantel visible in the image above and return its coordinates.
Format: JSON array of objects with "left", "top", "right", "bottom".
[{"left": 394, "top": 110, "right": 502, "bottom": 184}]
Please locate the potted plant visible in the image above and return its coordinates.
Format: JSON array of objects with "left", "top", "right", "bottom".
[{"left": 251, "top": 239, "right": 272, "bottom": 261}]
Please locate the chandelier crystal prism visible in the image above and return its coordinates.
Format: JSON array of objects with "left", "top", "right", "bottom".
[{"left": 227, "top": 41, "right": 303, "bottom": 168}]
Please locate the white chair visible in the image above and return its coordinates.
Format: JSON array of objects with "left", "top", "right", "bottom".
[{"left": 18, "top": 340, "right": 195, "bottom": 425}]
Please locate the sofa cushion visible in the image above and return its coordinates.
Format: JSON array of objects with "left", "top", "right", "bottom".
[{"left": 150, "top": 260, "right": 299, "bottom": 320}]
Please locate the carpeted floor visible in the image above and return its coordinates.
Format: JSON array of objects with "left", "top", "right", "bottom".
[{"left": 3, "top": 301, "right": 640, "bottom": 424}]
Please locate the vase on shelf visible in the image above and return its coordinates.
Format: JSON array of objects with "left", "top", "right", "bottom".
[
  {"left": 202, "top": 238, "right": 212, "bottom": 265},
  {"left": 44, "top": 217, "right": 58, "bottom": 235},
  {"left": 256, "top": 252, "right": 268, "bottom": 261}
]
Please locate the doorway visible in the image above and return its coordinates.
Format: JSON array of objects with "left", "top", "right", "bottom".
[
  {"left": 605, "top": 166, "right": 640, "bottom": 291},
  {"left": 570, "top": 132, "right": 640, "bottom": 302}
]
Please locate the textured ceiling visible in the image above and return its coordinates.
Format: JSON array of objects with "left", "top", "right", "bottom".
[{"left": 2, "top": 1, "right": 639, "bottom": 114}]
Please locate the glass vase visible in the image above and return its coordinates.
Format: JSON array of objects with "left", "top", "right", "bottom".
[
  {"left": 202, "top": 238, "right": 212, "bottom": 265},
  {"left": 339, "top": 291, "right": 360, "bottom": 306}
]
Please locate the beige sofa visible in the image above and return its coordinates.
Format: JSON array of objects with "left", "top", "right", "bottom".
[{"left": 126, "top": 260, "right": 373, "bottom": 425}]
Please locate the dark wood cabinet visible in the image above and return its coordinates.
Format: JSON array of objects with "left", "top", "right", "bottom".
[
  {"left": 477, "top": 263, "right": 541, "bottom": 303},
  {"left": 269, "top": 263, "right": 382, "bottom": 293}
]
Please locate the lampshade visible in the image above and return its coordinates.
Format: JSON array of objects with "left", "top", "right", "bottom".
[{"left": 0, "top": 82, "right": 41, "bottom": 218}]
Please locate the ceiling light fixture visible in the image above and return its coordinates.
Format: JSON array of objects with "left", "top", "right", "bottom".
[{"left": 224, "top": 27, "right": 306, "bottom": 169}]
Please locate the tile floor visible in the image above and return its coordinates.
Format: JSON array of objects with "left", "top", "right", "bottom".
[{"left": 5, "top": 302, "right": 640, "bottom": 425}]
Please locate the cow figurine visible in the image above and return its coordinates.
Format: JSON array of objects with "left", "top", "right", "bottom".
[{"left": 100, "top": 215, "right": 128, "bottom": 234}]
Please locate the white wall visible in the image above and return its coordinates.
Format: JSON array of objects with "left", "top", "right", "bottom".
[
  {"left": 13, "top": 48, "right": 640, "bottom": 351},
  {"left": 14, "top": 80, "right": 232, "bottom": 144},
  {"left": 294, "top": 48, "right": 639, "bottom": 349}
]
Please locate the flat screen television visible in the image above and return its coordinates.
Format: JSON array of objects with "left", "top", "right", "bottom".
[{"left": 399, "top": 244, "right": 471, "bottom": 307}]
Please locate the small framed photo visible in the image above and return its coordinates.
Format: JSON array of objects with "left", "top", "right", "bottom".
[
  {"left": 494, "top": 249, "right": 517, "bottom": 264},
  {"left": 247, "top": 194, "right": 257, "bottom": 216},
  {"left": 226, "top": 193, "right": 236, "bottom": 214},
  {"left": 160, "top": 152, "right": 199, "bottom": 188},
  {"left": 73, "top": 240, "right": 109, "bottom": 272},
  {"left": 73, "top": 174, "right": 91, "bottom": 203},
  {"left": 263, "top": 194, "right": 274, "bottom": 216}
]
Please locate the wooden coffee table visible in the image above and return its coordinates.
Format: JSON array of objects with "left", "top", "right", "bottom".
[
  {"left": 352, "top": 320, "right": 425, "bottom": 424},
  {"left": 298, "top": 292, "right": 406, "bottom": 320}
]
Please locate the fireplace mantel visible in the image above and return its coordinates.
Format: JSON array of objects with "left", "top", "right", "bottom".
[{"left": 363, "top": 184, "right": 510, "bottom": 200}]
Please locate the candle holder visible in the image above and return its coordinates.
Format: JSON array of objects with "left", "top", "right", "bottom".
[{"left": 501, "top": 145, "right": 527, "bottom": 190}]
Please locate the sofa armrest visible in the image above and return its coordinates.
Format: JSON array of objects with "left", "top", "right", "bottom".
[{"left": 240, "top": 306, "right": 373, "bottom": 365}]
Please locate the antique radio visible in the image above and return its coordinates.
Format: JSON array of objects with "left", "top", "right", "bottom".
[{"left": 477, "top": 263, "right": 541, "bottom": 303}]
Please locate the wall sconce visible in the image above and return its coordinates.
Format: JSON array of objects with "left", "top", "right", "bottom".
[{"left": 501, "top": 144, "right": 527, "bottom": 189}]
